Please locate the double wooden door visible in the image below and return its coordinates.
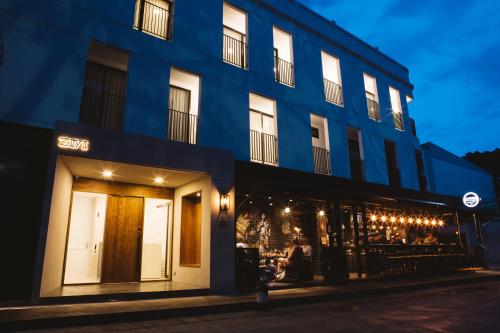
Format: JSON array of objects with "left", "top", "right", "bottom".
[{"left": 102, "top": 195, "right": 144, "bottom": 283}]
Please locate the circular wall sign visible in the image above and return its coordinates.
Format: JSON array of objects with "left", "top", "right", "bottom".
[{"left": 463, "top": 192, "right": 480, "bottom": 208}]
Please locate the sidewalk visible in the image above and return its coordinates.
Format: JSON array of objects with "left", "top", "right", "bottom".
[{"left": 1, "top": 270, "right": 500, "bottom": 331}]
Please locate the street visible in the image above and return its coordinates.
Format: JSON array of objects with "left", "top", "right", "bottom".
[{"left": 14, "top": 281, "right": 500, "bottom": 333}]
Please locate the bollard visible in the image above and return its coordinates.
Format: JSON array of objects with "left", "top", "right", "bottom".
[{"left": 256, "top": 279, "right": 269, "bottom": 305}]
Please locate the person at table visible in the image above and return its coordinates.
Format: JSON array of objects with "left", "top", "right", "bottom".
[
  {"left": 279, "top": 239, "right": 304, "bottom": 268},
  {"left": 301, "top": 238, "right": 313, "bottom": 257},
  {"left": 424, "top": 232, "right": 438, "bottom": 245}
]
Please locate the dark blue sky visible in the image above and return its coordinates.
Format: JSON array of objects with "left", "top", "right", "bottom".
[{"left": 301, "top": 0, "right": 500, "bottom": 156}]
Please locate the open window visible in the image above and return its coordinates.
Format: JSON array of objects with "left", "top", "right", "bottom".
[
  {"left": 273, "top": 27, "right": 294, "bottom": 87},
  {"left": 134, "top": 0, "right": 173, "bottom": 40},
  {"left": 249, "top": 93, "right": 278, "bottom": 165},
  {"left": 310, "top": 114, "right": 331, "bottom": 175},
  {"left": 363, "top": 73, "right": 380, "bottom": 121},
  {"left": 321, "top": 51, "right": 343, "bottom": 106},
  {"left": 168, "top": 68, "right": 200, "bottom": 144},
  {"left": 389, "top": 87, "right": 404, "bottom": 131},
  {"left": 223, "top": 3, "right": 248, "bottom": 69}
]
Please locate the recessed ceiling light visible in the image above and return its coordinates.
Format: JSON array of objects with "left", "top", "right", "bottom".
[
  {"left": 196, "top": 192, "right": 201, "bottom": 197},
  {"left": 102, "top": 170, "right": 113, "bottom": 178},
  {"left": 154, "top": 177, "right": 164, "bottom": 184}
]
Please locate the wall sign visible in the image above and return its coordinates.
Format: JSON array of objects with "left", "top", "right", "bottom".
[
  {"left": 463, "top": 192, "right": 480, "bottom": 208},
  {"left": 57, "top": 136, "right": 90, "bottom": 152}
]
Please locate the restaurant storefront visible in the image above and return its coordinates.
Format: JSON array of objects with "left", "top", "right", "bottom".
[
  {"left": 235, "top": 161, "right": 483, "bottom": 290},
  {"left": 31, "top": 122, "right": 235, "bottom": 303}
]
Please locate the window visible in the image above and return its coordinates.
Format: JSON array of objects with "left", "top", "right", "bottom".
[
  {"left": 223, "top": 3, "right": 248, "bottom": 69},
  {"left": 321, "top": 51, "right": 343, "bottom": 106},
  {"left": 80, "top": 42, "right": 128, "bottom": 131},
  {"left": 363, "top": 73, "right": 380, "bottom": 121},
  {"left": 134, "top": 0, "right": 173, "bottom": 40},
  {"left": 311, "top": 114, "right": 331, "bottom": 175},
  {"left": 273, "top": 27, "right": 294, "bottom": 87},
  {"left": 347, "top": 127, "right": 364, "bottom": 181},
  {"left": 168, "top": 68, "right": 200, "bottom": 144},
  {"left": 384, "top": 140, "right": 400, "bottom": 187},
  {"left": 389, "top": 87, "right": 404, "bottom": 131},
  {"left": 249, "top": 94, "right": 278, "bottom": 165},
  {"left": 415, "top": 150, "right": 427, "bottom": 191}
]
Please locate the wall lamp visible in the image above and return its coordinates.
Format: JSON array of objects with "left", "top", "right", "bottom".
[{"left": 220, "top": 194, "right": 230, "bottom": 212}]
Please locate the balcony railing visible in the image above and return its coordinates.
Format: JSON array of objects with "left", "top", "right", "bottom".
[
  {"left": 134, "top": 0, "right": 172, "bottom": 40},
  {"left": 312, "top": 146, "right": 331, "bottom": 175},
  {"left": 367, "top": 97, "right": 381, "bottom": 121},
  {"left": 323, "top": 78, "right": 343, "bottom": 106},
  {"left": 223, "top": 34, "right": 247, "bottom": 69},
  {"left": 274, "top": 56, "right": 294, "bottom": 86},
  {"left": 393, "top": 109, "right": 404, "bottom": 130},
  {"left": 250, "top": 130, "right": 278, "bottom": 165},
  {"left": 168, "top": 109, "right": 198, "bottom": 144}
]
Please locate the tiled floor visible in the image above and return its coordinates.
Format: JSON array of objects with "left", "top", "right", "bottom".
[{"left": 43, "top": 280, "right": 205, "bottom": 298}]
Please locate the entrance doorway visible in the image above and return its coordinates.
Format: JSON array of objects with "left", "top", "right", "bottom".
[{"left": 102, "top": 195, "right": 144, "bottom": 283}]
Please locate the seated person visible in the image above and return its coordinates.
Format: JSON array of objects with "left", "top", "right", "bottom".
[
  {"left": 278, "top": 239, "right": 304, "bottom": 280},
  {"left": 423, "top": 232, "right": 438, "bottom": 245},
  {"left": 412, "top": 236, "right": 424, "bottom": 245},
  {"left": 301, "top": 238, "right": 313, "bottom": 257}
]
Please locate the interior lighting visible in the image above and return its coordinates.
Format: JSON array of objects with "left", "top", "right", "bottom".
[
  {"left": 102, "top": 170, "right": 113, "bottom": 178},
  {"left": 154, "top": 177, "right": 164, "bottom": 184}
]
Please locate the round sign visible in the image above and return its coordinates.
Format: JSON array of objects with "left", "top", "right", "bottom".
[{"left": 463, "top": 192, "right": 480, "bottom": 208}]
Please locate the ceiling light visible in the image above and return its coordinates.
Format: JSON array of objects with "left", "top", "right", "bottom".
[
  {"left": 284, "top": 207, "right": 291, "bottom": 214},
  {"left": 196, "top": 192, "right": 201, "bottom": 197},
  {"left": 102, "top": 170, "right": 113, "bottom": 178},
  {"left": 154, "top": 177, "right": 164, "bottom": 184},
  {"left": 319, "top": 210, "right": 325, "bottom": 217}
]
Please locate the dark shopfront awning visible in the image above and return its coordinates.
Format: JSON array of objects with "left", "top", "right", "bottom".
[{"left": 235, "top": 161, "right": 461, "bottom": 210}]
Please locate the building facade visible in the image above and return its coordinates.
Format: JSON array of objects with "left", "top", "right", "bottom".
[{"left": 0, "top": 0, "right": 490, "bottom": 303}]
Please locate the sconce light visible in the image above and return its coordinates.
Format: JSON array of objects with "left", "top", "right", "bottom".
[{"left": 220, "top": 194, "right": 230, "bottom": 212}]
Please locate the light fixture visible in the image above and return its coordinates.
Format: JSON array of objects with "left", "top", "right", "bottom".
[
  {"left": 102, "top": 170, "right": 113, "bottom": 178},
  {"left": 269, "top": 203, "right": 273, "bottom": 206},
  {"left": 400, "top": 217, "right": 405, "bottom": 224},
  {"left": 370, "top": 214, "right": 377, "bottom": 222},
  {"left": 431, "top": 219, "right": 437, "bottom": 226},
  {"left": 154, "top": 177, "right": 164, "bottom": 184},
  {"left": 408, "top": 217, "right": 414, "bottom": 224},
  {"left": 390, "top": 216, "right": 396, "bottom": 223},
  {"left": 196, "top": 192, "right": 201, "bottom": 197},
  {"left": 416, "top": 218, "right": 422, "bottom": 225},
  {"left": 424, "top": 219, "right": 430, "bottom": 225},
  {"left": 284, "top": 207, "right": 291, "bottom": 214},
  {"left": 381, "top": 215, "right": 387, "bottom": 223},
  {"left": 220, "top": 194, "right": 230, "bottom": 211},
  {"left": 438, "top": 220, "right": 444, "bottom": 227},
  {"left": 371, "top": 225, "right": 377, "bottom": 230},
  {"left": 319, "top": 210, "right": 325, "bottom": 217}
]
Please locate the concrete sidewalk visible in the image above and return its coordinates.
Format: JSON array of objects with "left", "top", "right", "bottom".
[{"left": 1, "top": 270, "right": 500, "bottom": 331}]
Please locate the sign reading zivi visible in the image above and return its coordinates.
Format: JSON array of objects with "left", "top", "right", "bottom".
[{"left": 57, "top": 136, "right": 90, "bottom": 152}]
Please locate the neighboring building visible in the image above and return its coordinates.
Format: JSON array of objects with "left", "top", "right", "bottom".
[{"left": 0, "top": 0, "right": 489, "bottom": 303}]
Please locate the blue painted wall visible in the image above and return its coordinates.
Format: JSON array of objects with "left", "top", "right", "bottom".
[
  {"left": 421, "top": 143, "right": 497, "bottom": 209},
  {"left": 0, "top": 0, "right": 423, "bottom": 189}
]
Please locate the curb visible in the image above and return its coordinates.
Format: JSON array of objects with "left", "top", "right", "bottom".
[{"left": 2, "top": 273, "right": 500, "bottom": 331}]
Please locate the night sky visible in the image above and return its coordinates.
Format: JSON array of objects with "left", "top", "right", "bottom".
[{"left": 300, "top": 0, "right": 500, "bottom": 156}]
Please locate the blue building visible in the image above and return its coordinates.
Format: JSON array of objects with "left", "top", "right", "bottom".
[{"left": 0, "top": 0, "right": 492, "bottom": 303}]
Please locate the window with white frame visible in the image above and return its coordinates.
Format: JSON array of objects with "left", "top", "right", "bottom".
[
  {"left": 273, "top": 27, "right": 294, "bottom": 87},
  {"left": 223, "top": 3, "right": 248, "bottom": 69},
  {"left": 310, "top": 114, "right": 331, "bottom": 175},
  {"left": 134, "top": 0, "right": 173, "bottom": 40},
  {"left": 363, "top": 73, "right": 380, "bottom": 121},
  {"left": 249, "top": 94, "right": 278, "bottom": 165},
  {"left": 321, "top": 52, "right": 343, "bottom": 106},
  {"left": 389, "top": 86, "right": 404, "bottom": 131}
]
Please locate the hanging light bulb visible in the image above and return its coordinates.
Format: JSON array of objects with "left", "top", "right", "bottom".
[
  {"left": 400, "top": 217, "right": 405, "bottom": 224},
  {"left": 390, "top": 216, "right": 396, "bottom": 223},
  {"left": 438, "top": 220, "right": 444, "bottom": 227},
  {"left": 284, "top": 207, "right": 291, "bottom": 214},
  {"left": 416, "top": 218, "right": 422, "bottom": 225},
  {"left": 424, "top": 219, "right": 430, "bottom": 226},
  {"left": 381, "top": 215, "right": 387, "bottom": 223},
  {"left": 408, "top": 217, "right": 414, "bottom": 224},
  {"left": 370, "top": 214, "right": 377, "bottom": 222},
  {"left": 431, "top": 219, "right": 437, "bottom": 226},
  {"left": 319, "top": 210, "right": 325, "bottom": 217}
]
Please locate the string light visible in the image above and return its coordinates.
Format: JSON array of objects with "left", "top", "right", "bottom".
[
  {"left": 390, "top": 216, "right": 396, "bottom": 223},
  {"left": 399, "top": 217, "right": 405, "bottom": 224},
  {"left": 366, "top": 212, "right": 445, "bottom": 229},
  {"left": 371, "top": 214, "right": 377, "bottom": 222},
  {"left": 381, "top": 215, "right": 387, "bottom": 223}
]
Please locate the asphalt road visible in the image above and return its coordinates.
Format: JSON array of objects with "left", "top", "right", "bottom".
[{"left": 16, "top": 281, "right": 500, "bottom": 333}]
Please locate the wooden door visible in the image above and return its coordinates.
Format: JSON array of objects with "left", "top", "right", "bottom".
[
  {"left": 180, "top": 196, "right": 202, "bottom": 267},
  {"left": 102, "top": 195, "right": 144, "bottom": 283}
]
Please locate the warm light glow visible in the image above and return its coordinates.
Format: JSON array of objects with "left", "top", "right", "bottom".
[
  {"left": 381, "top": 215, "right": 387, "bottom": 222},
  {"left": 438, "top": 220, "right": 444, "bottom": 227},
  {"left": 102, "top": 170, "right": 113, "bottom": 178},
  {"left": 379, "top": 226, "right": 384, "bottom": 230},
  {"left": 431, "top": 219, "right": 437, "bottom": 226},
  {"left": 228, "top": 48, "right": 234, "bottom": 54},
  {"left": 408, "top": 218, "right": 414, "bottom": 224},
  {"left": 416, "top": 218, "right": 422, "bottom": 225},
  {"left": 154, "top": 177, "right": 164, "bottom": 184},
  {"left": 269, "top": 203, "right": 273, "bottom": 206},
  {"left": 371, "top": 225, "right": 377, "bottom": 230},
  {"left": 424, "top": 219, "right": 430, "bottom": 225},
  {"left": 196, "top": 192, "right": 201, "bottom": 197},
  {"left": 400, "top": 217, "right": 405, "bottom": 224},
  {"left": 284, "top": 207, "right": 291, "bottom": 214},
  {"left": 371, "top": 214, "right": 377, "bottom": 222},
  {"left": 58, "top": 136, "right": 90, "bottom": 152},
  {"left": 390, "top": 216, "right": 396, "bottom": 223},
  {"left": 319, "top": 210, "right": 325, "bottom": 217},
  {"left": 220, "top": 194, "right": 230, "bottom": 211}
]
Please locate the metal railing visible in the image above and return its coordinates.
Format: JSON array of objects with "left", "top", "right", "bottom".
[
  {"left": 223, "top": 34, "right": 247, "bottom": 68},
  {"left": 80, "top": 89, "right": 125, "bottom": 130},
  {"left": 274, "top": 56, "right": 294, "bottom": 86},
  {"left": 250, "top": 130, "right": 278, "bottom": 165},
  {"left": 323, "top": 78, "right": 343, "bottom": 106},
  {"left": 134, "top": 0, "right": 172, "bottom": 39},
  {"left": 168, "top": 109, "right": 198, "bottom": 144},
  {"left": 367, "top": 97, "right": 381, "bottom": 121},
  {"left": 393, "top": 109, "right": 404, "bottom": 130},
  {"left": 312, "top": 146, "right": 331, "bottom": 175}
]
